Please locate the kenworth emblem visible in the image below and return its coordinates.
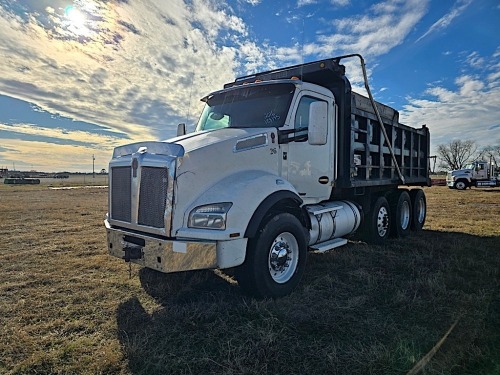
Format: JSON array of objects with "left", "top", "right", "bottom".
[{"left": 132, "top": 158, "right": 138, "bottom": 178}]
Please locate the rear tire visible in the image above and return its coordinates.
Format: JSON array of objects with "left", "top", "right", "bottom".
[
  {"left": 390, "top": 190, "right": 412, "bottom": 238},
  {"left": 410, "top": 189, "right": 426, "bottom": 231},
  {"left": 235, "top": 213, "right": 307, "bottom": 298},
  {"left": 363, "top": 196, "right": 390, "bottom": 245}
]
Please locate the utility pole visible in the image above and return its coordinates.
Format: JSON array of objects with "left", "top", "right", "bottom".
[{"left": 92, "top": 154, "right": 95, "bottom": 178}]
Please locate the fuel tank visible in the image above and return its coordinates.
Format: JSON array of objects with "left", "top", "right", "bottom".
[{"left": 306, "top": 201, "right": 361, "bottom": 245}]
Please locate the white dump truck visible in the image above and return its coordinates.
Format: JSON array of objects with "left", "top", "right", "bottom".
[
  {"left": 105, "top": 55, "right": 431, "bottom": 297},
  {"left": 446, "top": 160, "right": 499, "bottom": 189}
]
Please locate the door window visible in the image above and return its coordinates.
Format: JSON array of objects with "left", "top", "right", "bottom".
[
  {"left": 292, "top": 96, "right": 327, "bottom": 142},
  {"left": 295, "top": 96, "right": 326, "bottom": 129}
]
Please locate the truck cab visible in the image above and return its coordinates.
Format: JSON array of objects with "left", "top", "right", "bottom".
[
  {"left": 447, "top": 160, "right": 499, "bottom": 189},
  {"left": 194, "top": 79, "right": 336, "bottom": 203},
  {"left": 106, "top": 78, "right": 346, "bottom": 295}
]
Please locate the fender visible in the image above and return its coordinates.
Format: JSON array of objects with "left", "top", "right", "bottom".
[
  {"left": 244, "top": 191, "right": 303, "bottom": 238},
  {"left": 461, "top": 175, "right": 472, "bottom": 183},
  {"left": 175, "top": 170, "right": 301, "bottom": 241},
  {"left": 454, "top": 172, "right": 472, "bottom": 183}
]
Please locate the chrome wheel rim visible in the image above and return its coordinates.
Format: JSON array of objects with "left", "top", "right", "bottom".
[
  {"left": 377, "top": 206, "right": 389, "bottom": 237},
  {"left": 268, "top": 232, "right": 298, "bottom": 284},
  {"left": 416, "top": 197, "right": 426, "bottom": 223},
  {"left": 401, "top": 200, "right": 410, "bottom": 230}
]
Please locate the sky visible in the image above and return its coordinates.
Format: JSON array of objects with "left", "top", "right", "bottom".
[{"left": 0, "top": 0, "right": 498, "bottom": 173}]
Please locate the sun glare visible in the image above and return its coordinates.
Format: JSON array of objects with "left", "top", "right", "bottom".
[{"left": 64, "top": 5, "right": 90, "bottom": 37}]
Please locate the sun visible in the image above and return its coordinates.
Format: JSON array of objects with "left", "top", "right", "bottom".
[
  {"left": 63, "top": 5, "right": 90, "bottom": 37},
  {"left": 65, "top": 6, "right": 85, "bottom": 27}
]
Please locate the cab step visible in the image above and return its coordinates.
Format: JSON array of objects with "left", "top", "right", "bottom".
[{"left": 309, "top": 237, "right": 348, "bottom": 253}]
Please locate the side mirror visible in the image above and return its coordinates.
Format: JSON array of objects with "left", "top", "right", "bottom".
[
  {"left": 177, "top": 123, "right": 186, "bottom": 136},
  {"left": 308, "top": 101, "right": 328, "bottom": 145}
]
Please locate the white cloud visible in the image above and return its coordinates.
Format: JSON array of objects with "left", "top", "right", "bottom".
[
  {"left": 0, "top": 0, "right": 497, "bottom": 173},
  {"left": 0, "top": 123, "right": 118, "bottom": 149},
  {"left": 0, "top": 0, "right": 247, "bottom": 143},
  {"left": 487, "top": 70, "right": 500, "bottom": 86},
  {"left": 0, "top": 120, "right": 123, "bottom": 171},
  {"left": 243, "top": 0, "right": 262, "bottom": 5},
  {"left": 416, "top": 0, "right": 472, "bottom": 42},
  {"left": 455, "top": 75, "right": 484, "bottom": 96},
  {"left": 298, "top": 0, "right": 318, "bottom": 7},
  {"left": 465, "top": 51, "right": 485, "bottom": 69},
  {"left": 0, "top": 138, "right": 111, "bottom": 172},
  {"left": 321, "top": 0, "right": 428, "bottom": 57},
  {"left": 331, "top": 0, "right": 350, "bottom": 6},
  {"left": 237, "top": 40, "right": 273, "bottom": 72},
  {"left": 0, "top": 0, "right": 430, "bottom": 143},
  {"left": 401, "top": 70, "right": 500, "bottom": 150},
  {"left": 255, "top": 0, "right": 429, "bottom": 74},
  {"left": 0, "top": 0, "right": 261, "bottom": 170}
]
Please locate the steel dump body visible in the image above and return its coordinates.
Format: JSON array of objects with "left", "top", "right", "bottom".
[
  {"left": 227, "top": 58, "right": 431, "bottom": 191},
  {"left": 349, "top": 92, "right": 430, "bottom": 188}
]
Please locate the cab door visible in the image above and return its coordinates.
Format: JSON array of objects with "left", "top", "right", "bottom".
[
  {"left": 475, "top": 162, "right": 488, "bottom": 179},
  {"left": 280, "top": 91, "right": 335, "bottom": 202}
]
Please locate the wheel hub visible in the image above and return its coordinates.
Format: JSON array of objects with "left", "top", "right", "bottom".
[
  {"left": 267, "top": 232, "right": 299, "bottom": 284},
  {"left": 401, "top": 201, "right": 410, "bottom": 229},
  {"left": 377, "top": 207, "right": 389, "bottom": 236},
  {"left": 416, "top": 198, "right": 425, "bottom": 223},
  {"left": 270, "top": 241, "right": 289, "bottom": 271}
]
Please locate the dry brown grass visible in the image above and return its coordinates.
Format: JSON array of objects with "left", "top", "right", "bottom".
[{"left": 0, "top": 183, "right": 498, "bottom": 374}]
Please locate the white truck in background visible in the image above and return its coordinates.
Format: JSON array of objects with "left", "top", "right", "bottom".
[
  {"left": 446, "top": 160, "right": 500, "bottom": 189},
  {"left": 105, "top": 54, "right": 431, "bottom": 298}
]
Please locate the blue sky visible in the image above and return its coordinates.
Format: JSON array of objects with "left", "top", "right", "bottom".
[{"left": 0, "top": 0, "right": 498, "bottom": 172}]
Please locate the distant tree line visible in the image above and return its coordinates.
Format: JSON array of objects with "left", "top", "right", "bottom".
[{"left": 436, "top": 139, "right": 500, "bottom": 171}]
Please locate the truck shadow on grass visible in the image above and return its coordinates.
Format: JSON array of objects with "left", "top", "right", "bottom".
[
  {"left": 116, "top": 230, "right": 500, "bottom": 375},
  {"left": 137, "top": 267, "right": 242, "bottom": 304}
]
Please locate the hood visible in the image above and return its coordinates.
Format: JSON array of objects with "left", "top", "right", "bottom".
[
  {"left": 166, "top": 128, "right": 272, "bottom": 154},
  {"left": 166, "top": 127, "right": 281, "bottom": 233},
  {"left": 450, "top": 168, "right": 472, "bottom": 176},
  {"left": 112, "top": 128, "right": 273, "bottom": 159}
]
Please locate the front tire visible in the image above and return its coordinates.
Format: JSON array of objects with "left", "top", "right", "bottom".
[
  {"left": 235, "top": 213, "right": 307, "bottom": 298},
  {"left": 454, "top": 180, "right": 468, "bottom": 190}
]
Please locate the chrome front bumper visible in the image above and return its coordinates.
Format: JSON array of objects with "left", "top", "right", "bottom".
[{"left": 105, "top": 220, "right": 217, "bottom": 273}]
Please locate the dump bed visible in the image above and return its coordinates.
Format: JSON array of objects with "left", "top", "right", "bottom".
[
  {"left": 229, "top": 57, "right": 431, "bottom": 189},
  {"left": 349, "top": 92, "right": 430, "bottom": 188}
]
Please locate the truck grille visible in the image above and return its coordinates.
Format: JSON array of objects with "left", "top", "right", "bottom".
[
  {"left": 138, "top": 167, "right": 169, "bottom": 228},
  {"left": 110, "top": 166, "right": 169, "bottom": 229},
  {"left": 111, "top": 167, "right": 131, "bottom": 222}
]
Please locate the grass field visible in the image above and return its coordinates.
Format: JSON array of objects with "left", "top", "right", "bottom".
[{"left": 0, "top": 181, "right": 498, "bottom": 374}]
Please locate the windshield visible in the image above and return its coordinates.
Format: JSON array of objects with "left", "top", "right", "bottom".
[
  {"left": 195, "top": 83, "right": 295, "bottom": 131},
  {"left": 464, "top": 164, "right": 474, "bottom": 170}
]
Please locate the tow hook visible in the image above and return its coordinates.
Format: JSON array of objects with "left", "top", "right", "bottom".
[{"left": 122, "top": 244, "right": 143, "bottom": 262}]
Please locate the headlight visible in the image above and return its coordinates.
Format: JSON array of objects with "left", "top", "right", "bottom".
[{"left": 188, "top": 203, "right": 232, "bottom": 230}]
